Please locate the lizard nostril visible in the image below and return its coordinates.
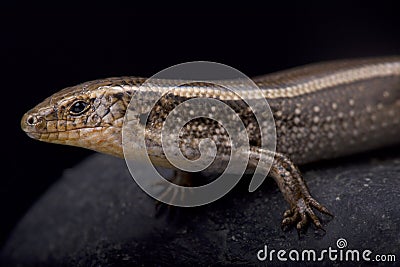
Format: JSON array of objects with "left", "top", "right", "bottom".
[
  {"left": 21, "top": 113, "right": 46, "bottom": 134},
  {"left": 27, "top": 115, "right": 38, "bottom": 125}
]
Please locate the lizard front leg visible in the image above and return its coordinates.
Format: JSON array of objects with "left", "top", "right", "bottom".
[{"left": 250, "top": 149, "right": 333, "bottom": 231}]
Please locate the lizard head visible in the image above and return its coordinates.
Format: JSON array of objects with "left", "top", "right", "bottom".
[{"left": 21, "top": 77, "right": 142, "bottom": 158}]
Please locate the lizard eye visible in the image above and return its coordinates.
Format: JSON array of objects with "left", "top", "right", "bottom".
[{"left": 69, "top": 100, "right": 90, "bottom": 116}]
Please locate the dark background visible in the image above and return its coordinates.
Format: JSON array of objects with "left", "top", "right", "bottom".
[{"left": 2, "top": 2, "right": 399, "bottom": 249}]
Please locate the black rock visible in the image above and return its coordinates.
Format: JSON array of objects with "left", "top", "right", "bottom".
[{"left": 1, "top": 149, "right": 400, "bottom": 266}]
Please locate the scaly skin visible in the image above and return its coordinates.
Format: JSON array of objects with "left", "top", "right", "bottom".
[{"left": 21, "top": 57, "right": 400, "bottom": 231}]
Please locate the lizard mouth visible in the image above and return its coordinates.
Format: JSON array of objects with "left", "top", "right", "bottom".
[{"left": 25, "top": 132, "right": 41, "bottom": 139}]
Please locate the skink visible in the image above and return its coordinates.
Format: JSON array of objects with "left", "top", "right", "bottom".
[{"left": 21, "top": 57, "right": 400, "bottom": 231}]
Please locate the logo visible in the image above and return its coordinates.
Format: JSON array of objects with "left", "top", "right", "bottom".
[
  {"left": 122, "top": 62, "right": 276, "bottom": 207},
  {"left": 257, "top": 238, "right": 396, "bottom": 262}
]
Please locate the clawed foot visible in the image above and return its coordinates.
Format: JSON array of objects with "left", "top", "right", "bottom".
[
  {"left": 281, "top": 196, "right": 333, "bottom": 233},
  {"left": 156, "top": 183, "right": 193, "bottom": 206},
  {"left": 153, "top": 170, "right": 193, "bottom": 214}
]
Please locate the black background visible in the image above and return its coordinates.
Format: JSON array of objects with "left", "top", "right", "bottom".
[{"left": 2, "top": 2, "right": 400, "bottom": 249}]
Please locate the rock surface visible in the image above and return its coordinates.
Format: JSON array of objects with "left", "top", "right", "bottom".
[{"left": 1, "top": 148, "right": 400, "bottom": 266}]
